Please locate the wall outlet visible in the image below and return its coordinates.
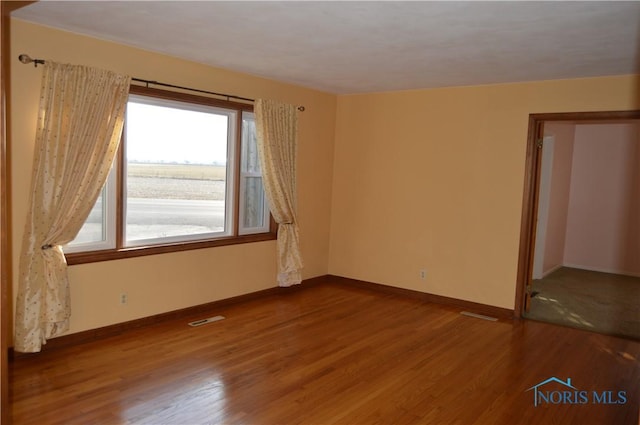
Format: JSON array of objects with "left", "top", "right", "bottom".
[
  {"left": 120, "top": 293, "right": 128, "bottom": 305},
  {"left": 419, "top": 269, "right": 427, "bottom": 280}
]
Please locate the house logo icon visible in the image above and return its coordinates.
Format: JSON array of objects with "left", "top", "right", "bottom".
[
  {"left": 526, "top": 377, "right": 577, "bottom": 407},
  {"left": 526, "top": 377, "right": 627, "bottom": 407}
]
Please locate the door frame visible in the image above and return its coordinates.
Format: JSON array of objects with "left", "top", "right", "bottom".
[
  {"left": 2, "top": 3, "right": 39, "bottom": 422},
  {"left": 531, "top": 135, "right": 554, "bottom": 280},
  {"left": 514, "top": 109, "right": 640, "bottom": 318}
]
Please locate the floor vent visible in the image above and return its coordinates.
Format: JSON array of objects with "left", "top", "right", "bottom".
[
  {"left": 460, "top": 311, "right": 498, "bottom": 322},
  {"left": 188, "top": 315, "right": 225, "bottom": 327}
]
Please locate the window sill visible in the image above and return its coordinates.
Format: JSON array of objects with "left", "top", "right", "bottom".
[{"left": 65, "top": 231, "right": 277, "bottom": 265}]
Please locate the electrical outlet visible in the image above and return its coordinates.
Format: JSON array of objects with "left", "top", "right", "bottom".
[
  {"left": 419, "top": 269, "right": 427, "bottom": 280},
  {"left": 120, "top": 293, "right": 128, "bottom": 305}
]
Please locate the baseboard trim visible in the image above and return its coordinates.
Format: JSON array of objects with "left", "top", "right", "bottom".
[
  {"left": 11, "top": 275, "right": 330, "bottom": 358},
  {"left": 561, "top": 263, "right": 640, "bottom": 278},
  {"left": 541, "top": 264, "right": 563, "bottom": 279},
  {"left": 10, "top": 274, "right": 512, "bottom": 357},
  {"left": 328, "top": 275, "right": 514, "bottom": 320}
]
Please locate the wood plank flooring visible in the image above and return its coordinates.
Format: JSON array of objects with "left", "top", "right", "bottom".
[{"left": 9, "top": 278, "right": 640, "bottom": 424}]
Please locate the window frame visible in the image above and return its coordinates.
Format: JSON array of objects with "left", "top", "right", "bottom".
[
  {"left": 65, "top": 85, "right": 276, "bottom": 266},
  {"left": 63, "top": 162, "right": 118, "bottom": 254}
]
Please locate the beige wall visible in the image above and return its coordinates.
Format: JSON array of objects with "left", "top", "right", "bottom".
[
  {"left": 10, "top": 19, "right": 640, "bottom": 337},
  {"left": 329, "top": 76, "right": 639, "bottom": 309},
  {"left": 10, "top": 19, "right": 336, "bottom": 336}
]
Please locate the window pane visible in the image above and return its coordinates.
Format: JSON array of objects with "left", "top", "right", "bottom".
[
  {"left": 243, "top": 176, "right": 265, "bottom": 228},
  {"left": 66, "top": 162, "right": 116, "bottom": 253},
  {"left": 239, "top": 112, "right": 269, "bottom": 235},
  {"left": 72, "top": 187, "right": 106, "bottom": 244},
  {"left": 241, "top": 115, "right": 261, "bottom": 173},
  {"left": 125, "top": 99, "right": 232, "bottom": 244}
]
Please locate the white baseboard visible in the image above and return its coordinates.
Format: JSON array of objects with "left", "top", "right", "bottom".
[{"left": 561, "top": 263, "right": 640, "bottom": 278}]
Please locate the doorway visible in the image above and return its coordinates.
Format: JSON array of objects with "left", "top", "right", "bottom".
[{"left": 515, "top": 110, "right": 640, "bottom": 340}]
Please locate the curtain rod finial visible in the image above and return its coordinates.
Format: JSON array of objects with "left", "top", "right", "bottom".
[
  {"left": 18, "top": 54, "right": 33, "bottom": 64},
  {"left": 18, "top": 54, "right": 44, "bottom": 67},
  {"left": 297, "top": 106, "right": 305, "bottom": 112}
]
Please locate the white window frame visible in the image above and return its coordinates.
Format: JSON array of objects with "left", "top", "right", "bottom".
[
  {"left": 64, "top": 163, "right": 117, "bottom": 253},
  {"left": 122, "top": 95, "right": 237, "bottom": 247}
]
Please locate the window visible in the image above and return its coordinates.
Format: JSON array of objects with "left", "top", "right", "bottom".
[
  {"left": 65, "top": 86, "right": 274, "bottom": 263},
  {"left": 66, "top": 165, "right": 117, "bottom": 252},
  {"left": 239, "top": 111, "right": 270, "bottom": 235}
]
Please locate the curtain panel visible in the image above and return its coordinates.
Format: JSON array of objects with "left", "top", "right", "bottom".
[
  {"left": 14, "top": 62, "right": 130, "bottom": 352},
  {"left": 254, "top": 99, "right": 303, "bottom": 287}
]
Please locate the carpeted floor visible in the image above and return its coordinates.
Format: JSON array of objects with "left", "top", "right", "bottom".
[{"left": 525, "top": 267, "right": 640, "bottom": 340}]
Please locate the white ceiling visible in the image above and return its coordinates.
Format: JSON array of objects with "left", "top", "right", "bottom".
[{"left": 12, "top": 1, "right": 640, "bottom": 95}]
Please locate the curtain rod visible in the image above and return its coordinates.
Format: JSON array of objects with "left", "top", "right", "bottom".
[{"left": 18, "top": 54, "right": 305, "bottom": 111}]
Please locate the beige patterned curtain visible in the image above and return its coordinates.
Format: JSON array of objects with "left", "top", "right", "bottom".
[
  {"left": 14, "top": 62, "right": 130, "bottom": 353},
  {"left": 255, "top": 99, "right": 303, "bottom": 287}
]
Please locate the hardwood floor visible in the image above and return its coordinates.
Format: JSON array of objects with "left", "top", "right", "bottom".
[{"left": 10, "top": 278, "right": 640, "bottom": 424}]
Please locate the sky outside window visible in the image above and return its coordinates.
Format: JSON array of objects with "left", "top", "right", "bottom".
[{"left": 126, "top": 101, "right": 229, "bottom": 164}]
